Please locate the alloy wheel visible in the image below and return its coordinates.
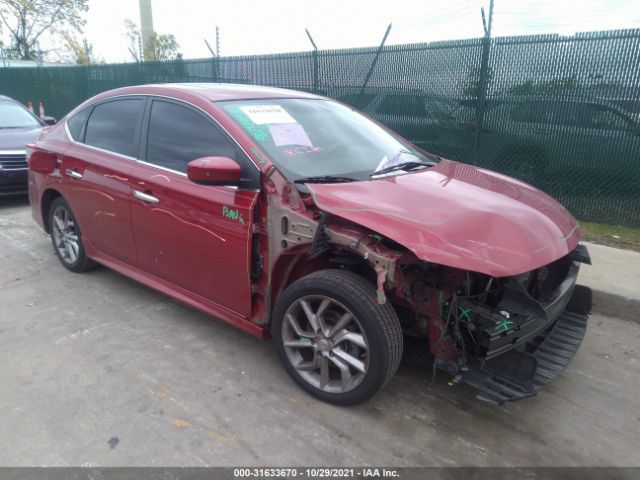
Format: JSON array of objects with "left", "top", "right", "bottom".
[
  {"left": 282, "top": 295, "right": 370, "bottom": 394},
  {"left": 51, "top": 205, "right": 80, "bottom": 265}
]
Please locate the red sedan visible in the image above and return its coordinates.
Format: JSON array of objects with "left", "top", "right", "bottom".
[{"left": 28, "top": 84, "right": 592, "bottom": 405}]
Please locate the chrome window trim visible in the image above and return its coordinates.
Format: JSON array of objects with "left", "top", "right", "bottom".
[
  {"left": 63, "top": 92, "right": 262, "bottom": 174},
  {"left": 134, "top": 158, "right": 187, "bottom": 177}
]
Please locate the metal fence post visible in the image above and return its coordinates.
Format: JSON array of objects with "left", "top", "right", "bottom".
[
  {"left": 312, "top": 49, "right": 319, "bottom": 93},
  {"left": 474, "top": 0, "right": 494, "bottom": 166},
  {"left": 305, "top": 28, "right": 319, "bottom": 93}
]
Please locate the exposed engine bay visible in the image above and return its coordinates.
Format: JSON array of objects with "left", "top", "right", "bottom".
[{"left": 260, "top": 173, "right": 592, "bottom": 404}]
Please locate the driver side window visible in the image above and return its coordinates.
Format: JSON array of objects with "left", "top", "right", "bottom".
[{"left": 145, "top": 99, "right": 259, "bottom": 187}]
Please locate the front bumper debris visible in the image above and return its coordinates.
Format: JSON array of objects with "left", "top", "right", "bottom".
[
  {"left": 460, "top": 284, "right": 592, "bottom": 405},
  {"left": 454, "top": 244, "right": 592, "bottom": 405}
]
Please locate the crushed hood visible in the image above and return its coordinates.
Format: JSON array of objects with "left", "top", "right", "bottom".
[{"left": 308, "top": 160, "right": 581, "bottom": 277}]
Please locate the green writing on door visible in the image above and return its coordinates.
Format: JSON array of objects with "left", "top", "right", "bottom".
[{"left": 222, "top": 206, "right": 244, "bottom": 224}]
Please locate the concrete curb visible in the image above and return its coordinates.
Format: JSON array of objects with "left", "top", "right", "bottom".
[
  {"left": 591, "top": 289, "right": 640, "bottom": 323},
  {"left": 578, "top": 242, "right": 640, "bottom": 324}
]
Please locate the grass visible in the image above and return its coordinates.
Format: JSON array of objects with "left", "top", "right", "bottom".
[{"left": 579, "top": 221, "right": 640, "bottom": 252}]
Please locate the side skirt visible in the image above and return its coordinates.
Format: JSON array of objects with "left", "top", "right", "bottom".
[{"left": 83, "top": 237, "right": 267, "bottom": 340}]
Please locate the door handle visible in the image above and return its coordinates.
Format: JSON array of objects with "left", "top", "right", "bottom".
[
  {"left": 64, "top": 168, "right": 83, "bottom": 179},
  {"left": 133, "top": 190, "right": 159, "bottom": 204}
]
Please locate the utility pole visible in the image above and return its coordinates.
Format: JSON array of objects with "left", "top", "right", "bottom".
[{"left": 139, "top": 0, "right": 154, "bottom": 60}]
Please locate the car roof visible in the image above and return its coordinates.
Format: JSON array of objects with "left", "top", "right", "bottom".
[
  {"left": 95, "top": 83, "right": 326, "bottom": 102},
  {"left": 0, "top": 95, "right": 17, "bottom": 102}
]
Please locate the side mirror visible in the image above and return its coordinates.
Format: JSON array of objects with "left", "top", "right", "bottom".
[
  {"left": 43, "top": 116, "right": 57, "bottom": 126},
  {"left": 187, "top": 156, "right": 241, "bottom": 186}
]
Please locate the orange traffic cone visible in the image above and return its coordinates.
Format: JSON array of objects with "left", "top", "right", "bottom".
[
  {"left": 38, "top": 101, "right": 45, "bottom": 120},
  {"left": 27, "top": 101, "right": 34, "bottom": 113}
]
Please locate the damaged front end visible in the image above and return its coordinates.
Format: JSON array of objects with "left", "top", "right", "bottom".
[
  {"left": 262, "top": 171, "right": 592, "bottom": 405},
  {"left": 419, "top": 244, "right": 593, "bottom": 405}
]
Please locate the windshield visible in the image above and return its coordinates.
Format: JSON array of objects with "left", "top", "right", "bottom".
[
  {"left": 218, "top": 98, "right": 436, "bottom": 182},
  {"left": 0, "top": 101, "right": 41, "bottom": 128}
]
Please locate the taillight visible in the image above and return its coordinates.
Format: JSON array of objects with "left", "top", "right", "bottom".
[{"left": 29, "top": 150, "right": 57, "bottom": 174}]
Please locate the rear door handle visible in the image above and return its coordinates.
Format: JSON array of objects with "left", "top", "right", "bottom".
[
  {"left": 133, "top": 190, "right": 159, "bottom": 204},
  {"left": 64, "top": 168, "right": 83, "bottom": 179}
]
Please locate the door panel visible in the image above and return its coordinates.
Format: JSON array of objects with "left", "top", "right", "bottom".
[
  {"left": 60, "top": 143, "right": 136, "bottom": 264},
  {"left": 129, "top": 163, "right": 258, "bottom": 317},
  {"left": 56, "top": 97, "right": 145, "bottom": 264}
]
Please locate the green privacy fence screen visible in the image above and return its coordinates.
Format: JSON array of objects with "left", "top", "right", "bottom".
[{"left": 1, "top": 29, "right": 639, "bottom": 226}]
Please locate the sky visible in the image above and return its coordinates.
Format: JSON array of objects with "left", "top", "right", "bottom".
[{"left": 6, "top": 0, "right": 640, "bottom": 62}]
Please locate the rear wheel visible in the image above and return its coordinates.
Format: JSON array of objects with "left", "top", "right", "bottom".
[
  {"left": 273, "top": 269, "right": 403, "bottom": 405},
  {"left": 49, "top": 197, "right": 95, "bottom": 273}
]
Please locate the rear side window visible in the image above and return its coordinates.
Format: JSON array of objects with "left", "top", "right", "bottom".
[
  {"left": 84, "top": 99, "right": 145, "bottom": 157},
  {"left": 66, "top": 107, "right": 91, "bottom": 141},
  {"left": 146, "top": 100, "right": 236, "bottom": 173}
]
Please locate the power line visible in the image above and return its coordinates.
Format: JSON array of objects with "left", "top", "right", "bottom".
[
  {"left": 395, "top": 0, "right": 482, "bottom": 29},
  {"left": 395, "top": 7, "right": 484, "bottom": 32},
  {"left": 498, "top": 9, "right": 640, "bottom": 17}
]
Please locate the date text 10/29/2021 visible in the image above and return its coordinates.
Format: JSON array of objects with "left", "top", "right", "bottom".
[{"left": 233, "top": 468, "right": 400, "bottom": 478}]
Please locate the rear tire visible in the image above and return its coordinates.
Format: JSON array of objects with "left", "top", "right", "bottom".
[
  {"left": 49, "top": 197, "right": 95, "bottom": 273},
  {"left": 273, "top": 269, "right": 403, "bottom": 405}
]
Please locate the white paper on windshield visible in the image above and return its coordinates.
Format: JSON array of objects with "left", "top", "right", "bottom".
[
  {"left": 240, "top": 105, "right": 296, "bottom": 125},
  {"left": 269, "top": 123, "right": 313, "bottom": 147}
]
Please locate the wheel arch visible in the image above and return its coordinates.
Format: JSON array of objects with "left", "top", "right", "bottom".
[
  {"left": 268, "top": 249, "right": 378, "bottom": 326},
  {"left": 41, "top": 188, "right": 63, "bottom": 233}
]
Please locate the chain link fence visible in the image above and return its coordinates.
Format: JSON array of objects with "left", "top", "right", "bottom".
[{"left": 1, "top": 29, "right": 639, "bottom": 226}]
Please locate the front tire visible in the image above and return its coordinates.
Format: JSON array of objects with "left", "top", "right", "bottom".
[
  {"left": 49, "top": 197, "right": 95, "bottom": 273},
  {"left": 273, "top": 269, "right": 403, "bottom": 405}
]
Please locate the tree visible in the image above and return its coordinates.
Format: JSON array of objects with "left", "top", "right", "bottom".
[
  {"left": 124, "top": 19, "right": 180, "bottom": 62},
  {"left": 124, "top": 18, "right": 141, "bottom": 62},
  {"left": 144, "top": 31, "right": 180, "bottom": 62},
  {"left": 62, "top": 33, "right": 101, "bottom": 64},
  {"left": 0, "top": 0, "right": 89, "bottom": 60}
]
